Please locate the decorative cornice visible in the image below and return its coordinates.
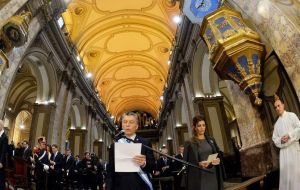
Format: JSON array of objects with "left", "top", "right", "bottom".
[
  {"left": 193, "top": 96, "right": 224, "bottom": 103},
  {"left": 39, "top": 6, "right": 116, "bottom": 132},
  {"left": 158, "top": 15, "right": 194, "bottom": 131}
]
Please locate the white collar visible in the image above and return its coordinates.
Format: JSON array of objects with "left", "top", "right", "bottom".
[
  {"left": 0, "top": 129, "right": 4, "bottom": 137},
  {"left": 125, "top": 134, "right": 136, "bottom": 140},
  {"left": 280, "top": 111, "right": 287, "bottom": 117}
]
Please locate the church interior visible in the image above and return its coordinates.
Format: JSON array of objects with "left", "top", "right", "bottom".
[{"left": 0, "top": 0, "right": 299, "bottom": 189}]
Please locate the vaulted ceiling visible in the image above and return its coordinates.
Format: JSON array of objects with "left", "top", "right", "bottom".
[{"left": 63, "top": 0, "right": 179, "bottom": 119}]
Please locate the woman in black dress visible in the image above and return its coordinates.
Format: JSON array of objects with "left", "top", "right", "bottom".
[{"left": 182, "top": 115, "right": 224, "bottom": 190}]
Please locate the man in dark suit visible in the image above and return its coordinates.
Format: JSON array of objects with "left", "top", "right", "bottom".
[
  {"left": 49, "top": 144, "right": 64, "bottom": 190},
  {"left": 22, "top": 140, "right": 32, "bottom": 187},
  {"left": 63, "top": 149, "right": 75, "bottom": 189},
  {"left": 107, "top": 112, "right": 155, "bottom": 190},
  {"left": 81, "top": 152, "right": 97, "bottom": 190},
  {"left": 22, "top": 140, "right": 32, "bottom": 162},
  {"left": 172, "top": 145, "right": 184, "bottom": 190},
  {"left": 156, "top": 148, "right": 173, "bottom": 190},
  {"left": 0, "top": 120, "right": 8, "bottom": 190},
  {"left": 73, "top": 155, "right": 82, "bottom": 189}
]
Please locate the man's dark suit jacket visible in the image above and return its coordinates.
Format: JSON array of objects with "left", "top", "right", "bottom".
[
  {"left": 64, "top": 155, "right": 75, "bottom": 171},
  {"left": 50, "top": 152, "right": 64, "bottom": 172},
  {"left": 23, "top": 147, "right": 32, "bottom": 164},
  {"left": 0, "top": 131, "right": 8, "bottom": 167},
  {"left": 107, "top": 135, "right": 155, "bottom": 190},
  {"left": 0, "top": 131, "right": 8, "bottom": 190},
  {"left": 172, "top": 153, "right": 183, "bottom": 172},
  {"left": 156, "top": 156, "right": 173, "bottom": 177}
]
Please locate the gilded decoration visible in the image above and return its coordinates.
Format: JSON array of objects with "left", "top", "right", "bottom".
[
  {"left": 63, "top": 0, "right": 179, "bottom": 118},
  {"left": 0, "top": 11, "right": 32, "bottom": 75},
  {"left": 2, "top": 12, "right": 32, "bottom": 47},
  {"left": 229, "top": 0, "right": 300, "bottom": 99},
  {"left": 200, "top": 7, "right": 266, "bottom": 106}
]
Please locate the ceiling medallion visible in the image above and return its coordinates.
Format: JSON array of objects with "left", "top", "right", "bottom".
[
  {"left": 74, "top": 7, "right": 85, "bottom": 16},
  {"left": 89, "top": 51, "right": 99, "bottom": 58},
  {"left": 101, "top": 79, "right": 111, "bottom": 86},
  {"left": 158, "top": 46, "right": 169, "bottom": 53}
]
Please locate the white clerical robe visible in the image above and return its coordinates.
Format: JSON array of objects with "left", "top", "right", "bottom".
[{"left": 272, "top": 111, "right": 300, "bottom": 190}]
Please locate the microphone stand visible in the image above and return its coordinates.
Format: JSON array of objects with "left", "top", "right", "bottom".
[{"left": 120, "top": 135, "right": 212, "bottom": 173}]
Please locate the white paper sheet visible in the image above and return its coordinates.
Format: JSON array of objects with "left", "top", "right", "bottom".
[
  {"left": 206, "top": 153, "right": 218, "bottom": 163},
  {"left": 114, "top": 143, "right": 142, "bottom": 172}
]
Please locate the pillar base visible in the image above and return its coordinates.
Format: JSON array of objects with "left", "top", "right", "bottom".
[{"left": 240, "top": 140, "right": 279, "bottom": 177}]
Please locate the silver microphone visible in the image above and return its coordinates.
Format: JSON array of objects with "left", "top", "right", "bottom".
[{"left": 177, "top": 165, "right": 186, "bottom": 176}]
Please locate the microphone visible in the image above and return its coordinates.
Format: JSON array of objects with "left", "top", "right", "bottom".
[
  {"left": 177, "top": 165, "right": 186, "bottom": 176},
  {"left": 114, "top": 130, "right": 125, "bottom": 139}
]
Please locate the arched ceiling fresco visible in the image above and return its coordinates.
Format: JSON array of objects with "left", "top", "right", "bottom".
[{"left": 63, "top": 0, "right": 179, "bottom": 119}]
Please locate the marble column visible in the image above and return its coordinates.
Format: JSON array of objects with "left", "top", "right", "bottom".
[
  {"left": 89, "top": 116, "right": 97, "bottom": 152},
  {"left": 30, "top": 103, "right": 56, "bottom": 147},
  {"left": 102, "top": 128, "right": 108, "bottom": 160},
  {"left": 58, "top": 77, "right": 75, "bottom": 151},
  {"left": 170, "top": 110, "right": 178, "bottom": 152},
  {"left": 47, "top": 77, "right": 68, "bottom": 145},
  {"left": 181, "top": 76, "right": 195, "bottom": 136},
  {"left": 69, "top": 128, "right": 87, "bottom": 157},
  {"left": 225, "top": 80, "right": 275, "bottom": 177},
  {"left": 167, "top": 139, "right": 173, "bottom": 155},
  {"left": 85, "top": 106, "right": 95, "bottom": 152},
  {"left": 93, "top": 141, "right": 103, "bottom": 158},
  {"left": 3, "top": 109, "right": 16, "bottom": 140}
]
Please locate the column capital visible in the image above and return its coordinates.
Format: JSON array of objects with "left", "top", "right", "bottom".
[
  {"left": 33, "top": 102, "right": 56, "bottom": 109},
  {"left": 193, "top": 96, "right": 223, "bottom": 104}
]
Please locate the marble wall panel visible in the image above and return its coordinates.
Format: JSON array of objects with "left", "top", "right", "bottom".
[
  {"left": 240, "top": 141, "right": 277, "bottom": 177},
  {"left": 225, "top": 80, "right": 268, "bottom": 149}
]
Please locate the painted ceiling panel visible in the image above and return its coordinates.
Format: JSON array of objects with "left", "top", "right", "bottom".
[{"left": 64, "top": 0, "right": 179, "bottom": 118}]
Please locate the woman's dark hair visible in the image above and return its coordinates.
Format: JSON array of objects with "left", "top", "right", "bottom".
[{"left": 192, "top": 115, "right": 206, "bottom": 127}]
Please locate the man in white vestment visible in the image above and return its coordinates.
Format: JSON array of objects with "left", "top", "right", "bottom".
[{"left": 272, "top": 98, "right": 300, "bottom": 190}]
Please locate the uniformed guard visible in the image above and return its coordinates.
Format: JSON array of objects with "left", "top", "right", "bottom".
[{"left": 34, "top": 137, "right": 50, "bottom": 190}]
